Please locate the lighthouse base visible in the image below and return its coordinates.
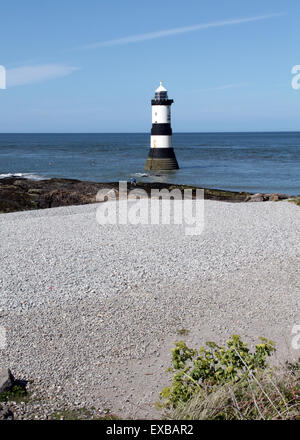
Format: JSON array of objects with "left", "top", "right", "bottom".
[{"left": 144, "top": 148, "right": 179, "bottom": 171}]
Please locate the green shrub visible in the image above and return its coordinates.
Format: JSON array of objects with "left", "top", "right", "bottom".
[
  {"left": 160, "top": 335, "right": 275, "bottom": 409},
  {"left": 0, "top": 385, "right": 28, "bottom": 403},
  {"left": 167, "top": 365, "right": 299, "bottom": 420}
]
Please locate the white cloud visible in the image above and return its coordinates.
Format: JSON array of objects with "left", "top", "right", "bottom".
[
  {"left": 6, "top": 64, "right": 79, "bottom": 87},
  {"left": 80, "top": 13, "right": 285, "bottom": 49}
]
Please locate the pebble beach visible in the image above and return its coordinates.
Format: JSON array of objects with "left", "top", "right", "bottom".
[{"left": 0, "top": 199, "right": 299, "bottom": 419}]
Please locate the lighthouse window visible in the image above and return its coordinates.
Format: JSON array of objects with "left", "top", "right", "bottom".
[{"left": 155, "top": 91, "right": 168, "bottom": 100}]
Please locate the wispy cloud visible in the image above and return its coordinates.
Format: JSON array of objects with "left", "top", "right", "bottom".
[
  {"left": 80, "top": 13, "right": 285, "bottom": 49},
  {"left": 7, "top": 64, "right": 79, "bottom": 87}
]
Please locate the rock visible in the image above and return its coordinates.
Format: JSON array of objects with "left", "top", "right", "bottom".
[
  {"left": 0, "top": 404, "right": 14, "bottom": 420},
  {"left": 270, "top": 193, "right": 279, "bottom": 202},
  {"left": 48, "top": 189, "right": 93, "bottom": 207},
  {"left": 28, "top": 188, "right": 42, "bottom": 193},
  {"left": 277, "top": 193, "right": 290, "bottom": 200},
  {"left": 0, "top": 177, "right": 296, "bottom": 213},
  {"left": 247, "top": 193, "right": 264, "bottom": 202},
  {"left": 0, "top": 368, "right": 14, "bottom": 393}
]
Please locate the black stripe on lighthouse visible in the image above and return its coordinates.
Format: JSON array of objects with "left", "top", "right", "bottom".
[
  {"left": 151, "top": 99, "right": 174, "bottom": 106},
  {"left": 146, "top": 148, "right": 178, "bottom": 159},
  {"left": 151, "top": 123, "right": 172, "bottom": 136}
]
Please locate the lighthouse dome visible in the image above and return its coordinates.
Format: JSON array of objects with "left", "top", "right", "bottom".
[
  {"left": 154, "top": 81, "right": 168, "bottom": 100},
  {"left": 155, "top": 81, "right": 167, "bottom": 92}
]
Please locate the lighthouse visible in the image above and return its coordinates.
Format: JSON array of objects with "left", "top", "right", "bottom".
[{"left": 145, "top": 82, "right": 179, "bottom": 170}]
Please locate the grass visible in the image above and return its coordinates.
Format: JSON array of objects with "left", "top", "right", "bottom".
[
  {"left": 165, "top": 360, "right": 300, "bottom": 420},
  {"left": 288, "top": 198, "right": 300, "bottom": 207},
  {"left": 0, "top": 385, "right": 29, "bottom": 404}
]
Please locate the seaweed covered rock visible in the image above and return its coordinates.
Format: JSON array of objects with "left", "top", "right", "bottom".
[{"left": 0, "top": 177, "right": 293, "bottom": 214}]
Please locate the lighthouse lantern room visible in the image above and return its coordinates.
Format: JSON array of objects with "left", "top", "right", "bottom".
[{"left": 144, "top": 82, "right": 179, "bottom": 170}]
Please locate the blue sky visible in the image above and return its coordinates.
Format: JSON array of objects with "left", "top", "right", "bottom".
[{"left": 0, "top": 0, "right": 300, "bottom": 132}]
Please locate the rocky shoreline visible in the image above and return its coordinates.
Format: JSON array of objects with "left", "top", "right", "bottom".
[{"left": 0, "top": 177, "right": 294, "bottom": 214}]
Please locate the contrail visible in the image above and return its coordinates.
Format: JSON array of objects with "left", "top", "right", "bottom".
[{"left": 80, "top": 13, "right": 285, "bottom": 49}]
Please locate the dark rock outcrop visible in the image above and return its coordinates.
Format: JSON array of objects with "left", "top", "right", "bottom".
[
  {"left": 0, "top": 177, "right": 293, "bottom": 214},
  {"left": 0, "top": 368, "right": 14, "bottom": 394},
  {"left": 0, "top": 404, "right": 14, "bottom": 420}
]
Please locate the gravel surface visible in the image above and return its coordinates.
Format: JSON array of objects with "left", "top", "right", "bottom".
[{"left": 0, "top": 200, "right": 299, "bottom": 419}]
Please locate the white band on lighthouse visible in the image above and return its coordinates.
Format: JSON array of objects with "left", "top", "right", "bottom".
[
  {"left": 151, "top": 135, "right": 172, "bottom": 149},
  {"left": 152, "top": 106, "right": 171, "bottom": 124}
]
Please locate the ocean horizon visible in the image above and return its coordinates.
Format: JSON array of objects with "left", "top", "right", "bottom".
[{"left": 1, "top": 131, "right": 299, "bottom": 195}]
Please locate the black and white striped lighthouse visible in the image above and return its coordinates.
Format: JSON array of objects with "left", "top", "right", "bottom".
[{"left": 145, "top": 82, "right": 179, "bottom": 170}]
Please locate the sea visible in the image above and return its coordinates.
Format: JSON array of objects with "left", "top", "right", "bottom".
[{"left": 0, "top": 132, "right": 299, "bottom": 195}]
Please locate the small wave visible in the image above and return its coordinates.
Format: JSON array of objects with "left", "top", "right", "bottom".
[
  {"left": 134, "top": 173, "right": 148, "bottom": 177},
  {"left": 0, "top": 173, "right": 48, "bottom": 181}
]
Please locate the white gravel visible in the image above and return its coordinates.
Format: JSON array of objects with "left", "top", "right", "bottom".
[{"left": 0, "top": 200, "right": 299, "bottom": 419}]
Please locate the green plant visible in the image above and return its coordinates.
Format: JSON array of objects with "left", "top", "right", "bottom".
[
  {"left": 0, "top": 385, "right": 28, "bottom": 403},
  {"left": 168, "top": 366, "right": 299, "bottom": 420},
  {"left": 288, "top": 198, "right": 300, "bottom": 207},
  {"left": 177, "top": 328, "right": 190, "bottom": 336},
  {"left": 160, "top": 335, "right": 275, "bottom": 409}
]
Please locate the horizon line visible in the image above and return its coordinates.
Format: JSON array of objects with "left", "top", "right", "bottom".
[{"left": 0, "top": 130, "right": 299, "bottom": 134}]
